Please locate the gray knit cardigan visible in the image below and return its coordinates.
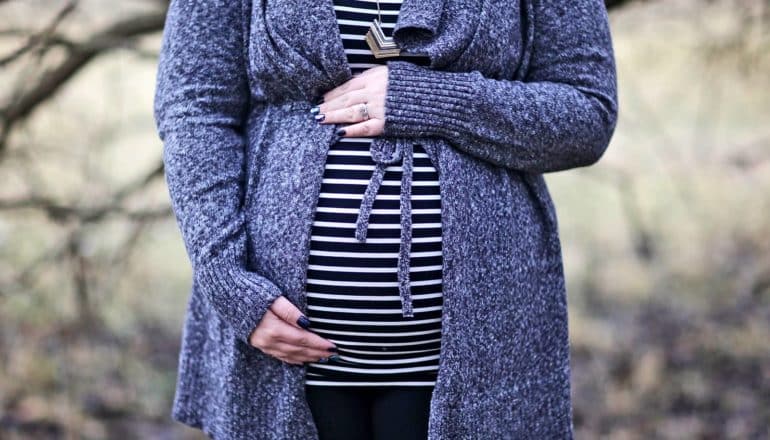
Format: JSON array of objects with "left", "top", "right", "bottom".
[{"left": 152, "top": 0, "right": 618, "bottom": 438}]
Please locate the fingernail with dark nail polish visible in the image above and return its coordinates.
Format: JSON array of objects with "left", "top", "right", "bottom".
[
  {"left": 318, "top": 357, "right": 329, "bottom": 363},
  {"left": 327, "top": 346, "right": 339, "bottom": 353},
  {"left": 329, "top": 354, "right": 341, "bottom": 361},
  {"left": 297, "top": 315, "right": 310, "bottom": 329},
  {"left": 336, "top": 128, "right": 346, "bottom": 136},
  {"left": 314, "top": 113, "right": 325, "bottom": 122},
  {"left": 309, "top": 106, "right": 320, "bottom": 114}
]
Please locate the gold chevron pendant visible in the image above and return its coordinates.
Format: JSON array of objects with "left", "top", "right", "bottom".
[{"left": 365, "top": 17, "right": 402, "bottom": 58}]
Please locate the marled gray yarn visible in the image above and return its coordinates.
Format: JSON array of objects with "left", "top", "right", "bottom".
[{"left": 152, "top": 0, "right": 618, "bottom": 438}]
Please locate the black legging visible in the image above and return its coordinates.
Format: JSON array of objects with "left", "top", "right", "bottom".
[{"left": 305, "top": 385, "right": 434, "bottom": 440}]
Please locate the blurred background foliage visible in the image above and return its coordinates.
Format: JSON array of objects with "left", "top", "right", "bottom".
[{"left": 0, "top": 0, "right": 768, "bottom": 438}]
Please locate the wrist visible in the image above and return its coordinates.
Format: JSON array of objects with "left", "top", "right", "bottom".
[{"left": 382, "top": 60, "right": 478, "bottom": 139}]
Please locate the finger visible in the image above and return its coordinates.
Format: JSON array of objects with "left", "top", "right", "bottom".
[
  {"left": 261, "top": 308, "right": 337, "bottom": 351},
  {"left": 250, "top": 310, "right": 297, "bottom": 350},
  {"left": 322, "top": 76, "right": 366, "bottom": 103},
  {"left": 339, "top": 118, "right": 383, "bottom": 138},
  {"left": 272, "top": 341, "right": 336, "bottom": 362},
  {"left": 317, "top": 89, "right": 370, "bottom": 122},
  {"left": 248, "top": 310, "right": 277, "bottom": 349},
  {"left": 262, "top": 343, "right": 304, "bottom": 365},
  {"left": 273, "top": 352, "right": 303, "bottom": 365},
  {"left": 273, "top": 320, "right": 338, "bottom": 352},
  {"left": 322, "top": 102, "right": 372, "bottom": 125},
  {"left": 269, "top": 295, "right": 311, "bottom": 330}
]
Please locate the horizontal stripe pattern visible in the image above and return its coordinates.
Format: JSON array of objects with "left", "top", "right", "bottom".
[
  {"left": 332, "top": 0, "right": 430, "bottom": 70},
  {"left": 304, "top": 0, "right": 442, "bottom": 387}
]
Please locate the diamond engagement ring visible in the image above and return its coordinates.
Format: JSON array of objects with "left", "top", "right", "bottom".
[{"left": 359, "top": 102, "right": 370, "bottom": 121}]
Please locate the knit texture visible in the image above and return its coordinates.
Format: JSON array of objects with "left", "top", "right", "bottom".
[{"left": 152, "top": 0, "right": 617, "bottom": 438}]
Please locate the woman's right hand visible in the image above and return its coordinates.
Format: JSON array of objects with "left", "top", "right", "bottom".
[{"left": 248, "top": 295, "right": 339, "bottom": 365}]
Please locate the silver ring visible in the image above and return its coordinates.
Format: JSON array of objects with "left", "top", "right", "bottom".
[{"left": 359, "top": 102, "right": 370, "bottom": 121}]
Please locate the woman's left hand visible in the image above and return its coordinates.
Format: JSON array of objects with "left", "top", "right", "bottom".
[{"left": 313, "top": 65, "right": 387, "bottom": 137}]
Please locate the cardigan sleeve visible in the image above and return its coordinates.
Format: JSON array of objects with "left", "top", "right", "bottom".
[
  {"left": 381, "top": 0, "right": 618, "bottom": 173},
  {"left": 153, "top": 0, "right": 283, "bottom": 344}
]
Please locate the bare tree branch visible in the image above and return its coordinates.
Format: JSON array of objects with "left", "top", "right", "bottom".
[
  {"left": 0, "top": 7, "right": 168, "bottom": 155},
  {"left": 0, "top": 158, "right": 168, "bottom": 223},
  {"left": 0, "top": 0, "right": 78, "bottom": 67}
]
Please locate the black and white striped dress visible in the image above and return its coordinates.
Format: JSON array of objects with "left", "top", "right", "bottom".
[{"left": 303, "top": 0, "right": 443, "bottom": 387}]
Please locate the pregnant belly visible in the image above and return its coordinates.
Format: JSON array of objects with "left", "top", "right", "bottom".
[{"left": 303, "top": 138, "right": 444, "bottom": 380}]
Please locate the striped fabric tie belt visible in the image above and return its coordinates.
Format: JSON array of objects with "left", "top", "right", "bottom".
[{"left": 347, "top": 135, "right": 416, "bottom": 318}]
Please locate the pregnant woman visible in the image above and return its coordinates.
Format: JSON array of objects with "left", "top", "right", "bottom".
[{"left": 153, "top": 0, "right": 618, "bottom": 438}]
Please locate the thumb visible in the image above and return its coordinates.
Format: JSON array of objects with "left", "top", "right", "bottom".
[{"left": 269, "top": 295, "right": 311, "bottom": 330}]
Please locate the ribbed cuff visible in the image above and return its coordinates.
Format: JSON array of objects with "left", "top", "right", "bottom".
[
  {"left": 194, "top": 256, "right": 284, "bottom": 345},
  {"left": 382, "top": 60, "right": 479, "bottom": 139}
]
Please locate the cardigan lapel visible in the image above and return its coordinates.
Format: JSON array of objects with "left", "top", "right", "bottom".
[
  {"left": 312, "top": 0, "right": 446, "bottom": 80},
  {"left": 392, "top": 0, "right": 445, "bottom": 45},
  {"left": 262, "top": 0, "right": 446, "bottom": 94}
]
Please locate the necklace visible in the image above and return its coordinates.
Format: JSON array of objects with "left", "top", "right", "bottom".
[{"left": 364, "top": 0, "right": 402, "bottom": 58}]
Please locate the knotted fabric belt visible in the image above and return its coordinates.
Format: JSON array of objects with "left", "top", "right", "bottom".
[{"left": 352, "top": 136, "right": 415, "bottom": 318}]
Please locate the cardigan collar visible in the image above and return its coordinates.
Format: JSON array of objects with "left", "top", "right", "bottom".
[
  {"left": 392, "top": 0, "right": 445, "bottom": 47},
  {"left": 261, "top": 0, "right": 447, "bottom": 98},
  {"left": 257, "top": 0, "right": 485, "bottom": 102}
]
